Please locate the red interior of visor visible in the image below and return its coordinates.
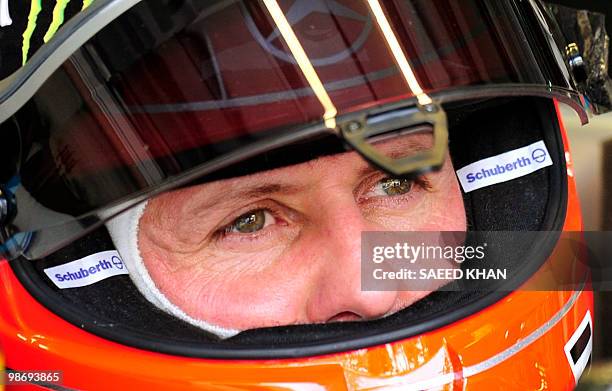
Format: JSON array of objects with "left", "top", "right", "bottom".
[{"left": 54, "top": 0, "right": 525, "bottom": 178}]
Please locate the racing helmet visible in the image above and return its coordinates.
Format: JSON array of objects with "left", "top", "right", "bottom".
[{"left": 0, "top": 0, "right": 603, "bottom": 389}]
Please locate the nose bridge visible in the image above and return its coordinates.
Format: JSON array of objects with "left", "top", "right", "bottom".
[
  {"left": 307, "top": 177, "right": 365, "bottom": 265},
  {"left": 305, "top": 183, "right": 399, "bottom": 322}
]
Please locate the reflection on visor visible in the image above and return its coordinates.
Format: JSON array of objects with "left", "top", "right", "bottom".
[{"left": 0, "top": 0, "right": 592, "bottom": 260}]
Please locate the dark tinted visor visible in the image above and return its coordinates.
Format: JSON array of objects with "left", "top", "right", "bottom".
[{"left": 0, "top": 0, "right": 588, "bottom": 259}]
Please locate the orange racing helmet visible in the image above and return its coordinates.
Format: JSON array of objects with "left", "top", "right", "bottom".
[{"left": 0, "top": 0, "right": 602, "bottom": 389}]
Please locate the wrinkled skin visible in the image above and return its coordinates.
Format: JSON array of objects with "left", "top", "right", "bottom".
[{"left": 138, "top": 135, "right": 466, "bottom": 330}]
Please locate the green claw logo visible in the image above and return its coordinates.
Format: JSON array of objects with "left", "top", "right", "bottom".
[{"left": 22, "top": 0, "right": 95, "bottom": 65}]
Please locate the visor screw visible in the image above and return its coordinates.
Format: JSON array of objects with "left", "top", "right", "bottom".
[
  {"left": 421, "top": 103, "right": 438, "bottom": 113},
  {"left": 345, "top": 120, "right": 363, "bottom": 134}
]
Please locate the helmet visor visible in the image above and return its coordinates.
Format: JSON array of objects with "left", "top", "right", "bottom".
[{"left": 0, "top": 0, "right": 588, "bottom": 259}]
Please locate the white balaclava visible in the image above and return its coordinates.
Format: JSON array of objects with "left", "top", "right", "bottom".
[{"left": 104, "top": 201, "right": 239, "bottom": 338}]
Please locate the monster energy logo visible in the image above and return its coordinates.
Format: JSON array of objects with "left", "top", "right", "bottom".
[{"left": 22, "top": 0, "right": 94, "bottom": 65}]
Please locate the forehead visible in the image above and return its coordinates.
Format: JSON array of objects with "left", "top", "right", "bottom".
[{"left": 160, "top": 131, "right": 437, "bottom": 201}]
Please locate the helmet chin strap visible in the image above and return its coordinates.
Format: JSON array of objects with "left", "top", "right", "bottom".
[{"left": 104, "top": 201, "right": 239, "bottom": 339}]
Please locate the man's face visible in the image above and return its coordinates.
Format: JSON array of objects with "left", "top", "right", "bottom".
[{"left": 138, "top": 134, "right": 466, "bottom": 331}]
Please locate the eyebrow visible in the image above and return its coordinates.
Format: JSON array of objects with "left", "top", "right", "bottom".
[
  {"left": 191, "top": 181, "right": 301, "bottom": 213},
  {"left": 240, "top": 183, "right": 301, "bottom": 198}
]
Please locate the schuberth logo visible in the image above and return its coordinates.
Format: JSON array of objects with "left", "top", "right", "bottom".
[
  {"left": 456, "top": 140, "right": 554, "bottom": 193},
  {"left": 244, "top": 0, "right": 372, "bottom": 66},
  {"left": 44, "top": 250, "right": 129, "bottom": 289}
]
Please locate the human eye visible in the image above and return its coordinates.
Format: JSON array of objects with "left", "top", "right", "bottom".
[
  {"left": 361, "top": 175, "right": 433, "bottom": 201},
  {"left": 366, "top": 177, "right": 414, "bottom": 197},
  {"left": 225, "top": 209, "right": 277, "bottom": 234}
]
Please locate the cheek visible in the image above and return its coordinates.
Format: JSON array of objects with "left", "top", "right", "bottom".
[
  {"left": 187, "top": 253, "right": 317, "bottom": 329},
  {"left": 425, "top": 164, "right": 466, "bottom": 231},
  {"left": 139, "top": 233, "right": 311, "bottom": 329},
  {"left": 418, "top": 186, "right": 466, "bottom": 231}
]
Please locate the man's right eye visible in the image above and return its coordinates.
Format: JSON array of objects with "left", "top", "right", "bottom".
[{"left": 226, "top": 209, "right": 276, "bottom": 234}]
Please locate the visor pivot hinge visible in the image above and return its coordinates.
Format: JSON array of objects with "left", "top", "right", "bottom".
[
  {"left": 337, "top": 102, "right": 448, "bottom": 177},
  {"left": 566, "top": 43, "right": 588, "bottom": 83}
]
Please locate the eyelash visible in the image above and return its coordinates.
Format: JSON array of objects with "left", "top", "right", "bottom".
[
  {"left": 215, "top": 175, "right": 432, "bottom": 239},
  {"left": 214, "top": 203, "right": 288, "bottom": 241},
  {"left": 414, "top": 176, "right": 432, "bottom": 191}
]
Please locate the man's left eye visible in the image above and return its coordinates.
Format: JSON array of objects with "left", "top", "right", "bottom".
[
  {"left": 372, "top": 177, "right": 414, "bottom": 196},
  {"left": 226, "top": 209, "right": 276, "bottom": 233}
]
